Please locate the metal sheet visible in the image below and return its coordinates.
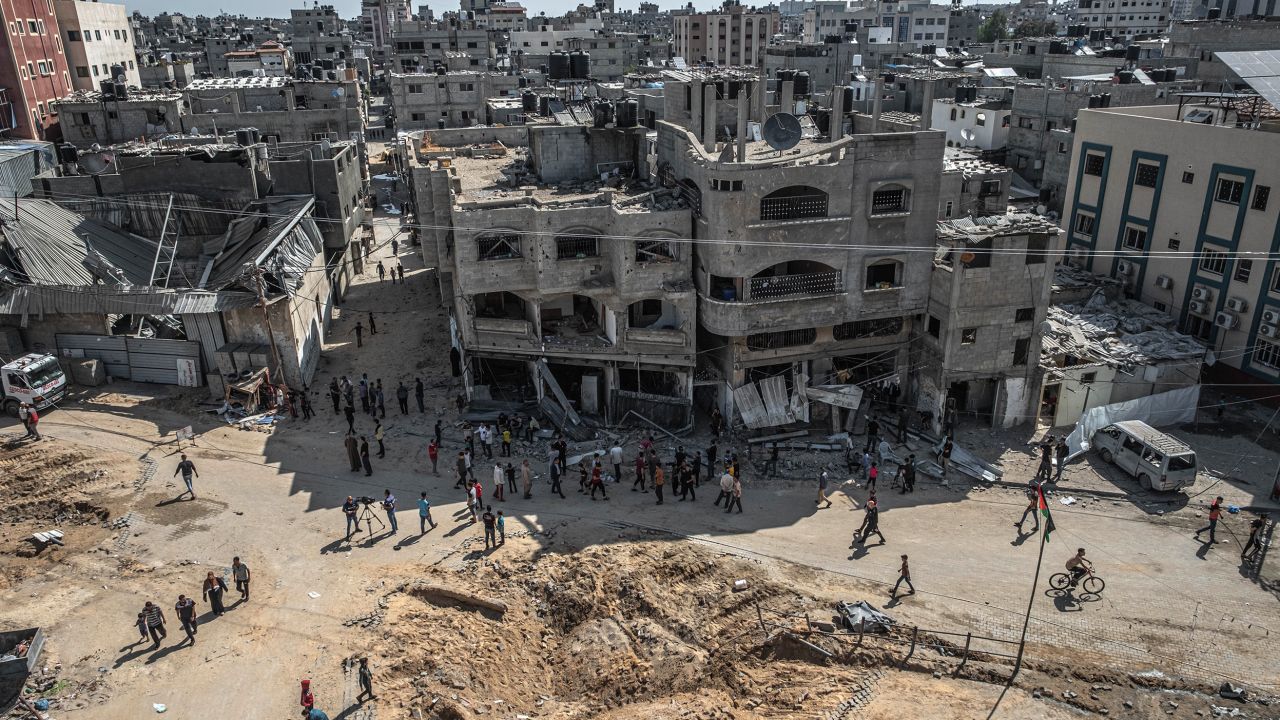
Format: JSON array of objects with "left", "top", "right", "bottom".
[
  {"left": 732, "top": 381, "right": 768, "bottom": 429},
  {"left": 56, "top": 334, "right": 130, "bottom": 379},
  {"left": 759, "top": 374, "right": 793, "bottom": 426},
  {"left": 0, "top": 198, "right": 158, "bottom": 286},
  {"left": 806, "top": 384, "right": 864, "bottom": 410},
  {"left": 180, "top": 313, "right": 226, "bottom": 372}
]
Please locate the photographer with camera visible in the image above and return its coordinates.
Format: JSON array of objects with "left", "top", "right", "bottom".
[
  {"left": 382, "top": 489, "right": 398, "bottom": 535},
  {"left": 343, "top": 496, "right": 360, "bottom": 540}
]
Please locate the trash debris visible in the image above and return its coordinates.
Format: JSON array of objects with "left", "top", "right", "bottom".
[
  {"left": 153, "top": 703, "right": 167, "bottom": 713},
  {"left": 836, "top": 600, "right": 895, "bottom": 633},
  {"left": 732, "top": 579, "right": 749, "bottom": 592},
  {"left": 1219, "top": 682, "right": 1247, "bottom": 701},
  {"left": 1060, "top": 496, "right": 1077, "bottom": 506},
  {"left": 307, "top": 591, "right": 321, "bottom": 599}
]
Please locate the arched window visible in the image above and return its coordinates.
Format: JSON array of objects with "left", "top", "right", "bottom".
[
  {"left": 555, "top": 234, "right": 599, "bottom": 259},
  {"left": 477, "top": 233, "right": 521, "bottom": 260},
  {"left": 760, "top": 185, "right": 828, "bottom": 220}
]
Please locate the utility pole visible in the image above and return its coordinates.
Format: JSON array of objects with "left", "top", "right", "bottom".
[{"left": 253, "top": 266, "right": 286, "bottom": 389}]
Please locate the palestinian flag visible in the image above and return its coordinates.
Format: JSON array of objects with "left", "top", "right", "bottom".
[{"left": 1038, "top": 484, "right": 1056, "bottom": 542}]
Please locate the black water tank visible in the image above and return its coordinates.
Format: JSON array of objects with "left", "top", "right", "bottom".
[
  {"left": 110, "top": 63, "right": 126, "bottom": 82},
  {"left": 521, "top": 90, "right": 537, "bottom": 112},
  {"left": 843, "top": 85, "right": 855, "bottom": 110},
  {"left": 99, "top": 79, "right": 114, "bottom": 96},
  {"left": 518, "top": 76, "right": 528, "bottom": 88},
  {"left": 967, "top": 86, "right": 979, "bottom": 102},
  {"left": 569, "top": 49, "right": 590, "bottom": 79},
  {"left": 955, "top": 86, "right": 968, "bottom": 102},
  {"left": 538, "top": 94, "right": 551, "bottom": 115},
  {"left": 435, "top": 65, "right": 446, "bottom": 75},
  {"left": 776, "top": 68, "right": 795, "bottom": 83},
  {"left": 236, "top": 128, "right": 253, "bottom": 146},
  {"left": 593, "top": 101, "right": 613, "bottom": 127},
  {"left": 728, "top": 79, "right": 741, "bottom": 99},
  {"left": 1100, "top": 93, "right": 1111, "bottom": 107},
  {"left": 883, "top": 73, "right": 895, "bottom": 83},
  {"left": 1207, "top": 6, "right": 1221, "bottom": 18},
  {"left": 1125, "top": 45, "right": 1141, "bottom": 61},
  {"left": 113, "top": 82, "right": 128, "bottom": 100},
  {"left": 794, "top": 71, "right": 810, "bottom": 96},
  {"left": 548, "top": 51, "right": 569, "bottom": 80},
  {"left": 1118, "top": 70, "right": 1135, "bottom": 84},
  {"left": 57, "top": 143, "right": 78, "bottom": 164},
  {"left": 616, "top": 97, "right": 638, "bottom": 127},
  {"left": 311, "top": 65, "right": 324, "bottom": 80}
]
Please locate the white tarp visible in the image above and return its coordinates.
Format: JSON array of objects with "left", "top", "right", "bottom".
[{"left": 1065, "top": 385, "right": 1201, "bottom": 460}]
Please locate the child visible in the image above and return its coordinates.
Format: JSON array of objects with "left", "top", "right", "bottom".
[
  {"left": 134, "top": 611, "right": 148, "bottom": 644},
  {"left": 497, "top": 511, "right": 506, "bottom": 544},
  {"left": 868, "top": 462, "right": 878, "bottom": 489},
  {"left": 300, "top": 679, "right": 315, "bottom": 713}
]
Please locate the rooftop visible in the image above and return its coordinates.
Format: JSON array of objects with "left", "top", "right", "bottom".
[
  {"left": 935, "top": 211, "right": 1060, "bottom": 242},
  {"left": 1041, "top": 300, "right": 1206, "bottom": 368},
  {"left": 186, "top": 76, "right": 290, "bottom": 89},
  {"left": 52, "top": 88, "right": 183, "bottom": 105}
]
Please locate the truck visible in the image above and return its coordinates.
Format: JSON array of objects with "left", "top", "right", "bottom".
[{"left": 0, "top": 353, "right": 67, "bottom": 417}]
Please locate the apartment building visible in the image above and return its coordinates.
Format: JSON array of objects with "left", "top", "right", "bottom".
[
  {"left": 290, "top": 4, "right": 354, "bottom": 67},
  {"left": 931, "top": 90, "right": 1013, "bottom": 153},
  {"left": 225, "top": 41, "right": 291, "bottom": 77},
  {"left": 388, "top": 69, "right": 543, "bottom": 129},
  {"left": 1075, "top": 0, "right": 1170, "bottom": 41},
  {"left": 389, "top": 22, "right": 493, "bottom": 72},
  {"left": 0, "top": 0, "right": 73, "bottom": 139},
  {"left": 362, "top": 0, "right": 411, "bottom": 54},
  {"left": 408, "top": 122, "right": 698, "bottom": 431},
  {"left": 53, "top": 0, "right": 138, "bottom": 90},
  {"left": 1062, "top": 101, "right": 1280, "bottom": 387},
  {"left": 803, "top": 0, "right": 949, "bottom": 48},
  {"left": 672, "top": 1, "right": 778, "bottom": 66}
]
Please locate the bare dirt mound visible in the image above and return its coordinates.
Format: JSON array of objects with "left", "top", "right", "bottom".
[
  {"left": 371, "top": 541, "right": 874, "bottom": 719},
  {"left": 0, "top": 440, "right": 135, "bottom": 523}
]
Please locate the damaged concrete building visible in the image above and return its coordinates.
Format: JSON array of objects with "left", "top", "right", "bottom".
[{"left": 408, "top": 118, "right": 697, "bottom": 433}]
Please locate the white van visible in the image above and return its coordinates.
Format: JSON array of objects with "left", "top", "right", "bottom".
[{"left": 1092, "top": 420, "right": 1197, "bottom": 491}]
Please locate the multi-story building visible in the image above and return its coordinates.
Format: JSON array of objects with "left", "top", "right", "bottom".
[
  {"left": 362, "top": 0, "right": 411, "bottom": 55},
  {"left": 672, "top": 1, "right": 778, "bottom": 66},
  {"left": 389, "top": 22, "right": 493, "bottom": 72},
  {"left": 388, "top": 69, "right": 542, "bottom": 129},
  {"left": 0, "top": 0, "right": 73, "bottom": 139},
  {"left": 1075, "top": 0, "right": 1169, "bottom": 41},
  {"left": 290, "top": 4, "right": 354, "bottom": 68},
  {"left": 53, "top": 0, "right": 139, "bottom": 90},
  {"left": 225, "top": 41, "right": 291, "bottom": 77},
  {"left": 563, "top": 34, "right": 639, "bottom": 82},
  {"left": 1062, "top": 100, "right": 1280, "bottom": 388},
  {"left": 1166, "top": 19, "right": 1280, "bottom": 84},
  {"left": 408, "top": 121, "right": 698, "bottom": 430},
  {"left": 931, "top": 89, "right": 1013, "bottom": 153},
  {"left": 947, "top": 6, "right": 983, "bottom": 46},
  {"left": 804, "top": 0, "right": 949, "bottom": 48}
]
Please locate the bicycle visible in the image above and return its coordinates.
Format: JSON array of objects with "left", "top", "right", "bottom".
[{"left": 1049, "top": 568, "right": 1106, "bottom": 596}]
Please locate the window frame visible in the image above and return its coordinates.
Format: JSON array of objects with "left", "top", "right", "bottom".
[
  {"left": 1083, "top": 153, "right": 1105, "bottom": 176},
  {"left": 1133, "top": 162, "right": 1159, "bottom": 188},
  {"left": 1199, "top": 247, "right": 1227, "bottom": 276},
  {"left": 1215, "top": 177, "right": 1245, "bottom": 205}
]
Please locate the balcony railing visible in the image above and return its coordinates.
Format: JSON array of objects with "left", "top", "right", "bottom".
[
  {"left": 748, "top": 270, "right": 843, "bottom": 300},
  {"left": 760, "top": 193, "right": 829, "bottom": 221}
]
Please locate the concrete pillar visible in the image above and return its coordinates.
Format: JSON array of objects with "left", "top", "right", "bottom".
[
  {"left": 736, "top": 86, "right": 749, "bottom": 160},
  {"left": 920, "top": 78, "right": 935, "bottom": 131},
  {"left": 755, "top": 77, "right": 768, "bottom": 122},
  {"left": 871, "top": 75, "right": 883, "bottom": 132},
  {"left": 689, "top": 80, "right": 702, "bottom": 136},
  {"left": 780, "top": 80, "right": 795, "bottom": 116},
  {"left": 830, "top": 83, "right": 844, "bottom": 141},
  {"left": 703, "top": 83, "right": 717, "bottom": 152}
]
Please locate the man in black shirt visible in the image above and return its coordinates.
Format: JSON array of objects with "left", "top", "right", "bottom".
[{"left": 343, "top": 496, "right": 361, "bottom": 540}]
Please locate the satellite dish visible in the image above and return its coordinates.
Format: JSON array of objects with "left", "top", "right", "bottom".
[
  {"left": 762, "top": 113, "right": 802, "bottom": 151},
  {"left": 960, "top": 128, "right": 976, "bottom": 142},
  {"left": 78, "top": 151, "right": 114, "bottom": 175}
]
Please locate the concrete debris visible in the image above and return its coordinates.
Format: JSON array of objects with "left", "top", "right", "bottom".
[{"left": 1043, "top": 300, "right": 1206, "bottom": 369}]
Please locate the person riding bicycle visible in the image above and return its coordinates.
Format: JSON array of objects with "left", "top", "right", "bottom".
[{"left": 1065, "top": 548, "right": 1092, "bottom": 586}]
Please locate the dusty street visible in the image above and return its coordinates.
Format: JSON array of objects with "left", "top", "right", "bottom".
[{"left": 1, "top": 211, "right": 1277, "bottom": 720}]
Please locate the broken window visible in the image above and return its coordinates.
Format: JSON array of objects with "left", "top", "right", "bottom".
[
  {"left": 635, "top": 239, "right": 675, "bottom": 263},
  {"left": 746, "top": 328, "right": 817, "bottom": 350},
  {"left": 477, "top": 234, "right": 521, "bottom": 260},
  {"left": 870, "top": 186, "right": 908, "bottom": 215},
  {"left": 961, "top": 328, "right": 977, "bottom": 345},
  {"left": 927, "top": 315, "right": 941, "bottom": 338},
  {"left": 556, "top": 235, "right": 599, "bottom": 260},
  {"left": 760, "top": 186, "right": 829, "bottom": 220},
  {"left": 833, "top": 317, "right": 904, "bottom": 341},
  {"left": 963, "top": 239, "right": 993, "bottom": 269},
  {"left": 618, "top": 368, "right": 682, "bottom": 396}
]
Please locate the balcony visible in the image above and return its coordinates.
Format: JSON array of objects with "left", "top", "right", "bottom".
[
  {"left": 698, "top": 291, "right": 851, "bottom": 337},
  {"left": 625, "top": 327, "right": 688, "bottom": 347},
  {"left": 748, "top": 270, "right": 843, "bottom": 300},
  {"left": 475, "top": 317, "right": 533, "bottom": 336}
]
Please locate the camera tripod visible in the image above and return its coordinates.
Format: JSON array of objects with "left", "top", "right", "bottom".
[{"left": 356, "top": 502, "right": 386, "bottom": 538}]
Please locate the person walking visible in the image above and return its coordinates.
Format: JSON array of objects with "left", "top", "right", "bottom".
[
  {"left": 1195, "top": 496, "right": 1224, "bottom": 544},
  {"left": 610, "top": 444, "right": 624, "bottom": 482},
  {"left": 1014, "top": 489, "right": 1039, "bottom": 533},
  {"left": 860, "top": 449, "right": 872, "bottom": 483},
  {"left": 142, "top": 601, "right": 167, "bottom": 647},
  {"left": 633, "top": 453, "right": 647, "bottom": 492},
  {"left": 360, "top": 437, "right": 373, "bottom": 476},
  {"left": 342, "top": 376, "right": 354, "bottom": 408},
  {"left": 418, "top": 492, "right": 437, "bottom": 533},
  {"left": 526, "top": 416, "right": 539, "bottom": 442},
  {"left": 133, "top": 611, "right": 149, "bottom": 645},
  {"left": 383, "top": 489, "right": 398, "bottom": 534},
  {"left": 692, "top": 451, "right": 703, "bottom": 487},
  {"left": 345, "top": 433, "right": 361, "bottom": 472},
  {"left": 396, "top": 263, "right": 405, "bottom": 283},
  {"left": 434, "top": 419, "right": 443, "bottom": 447},
  {"left": 344, "top": 403, "right": 357, "bottom": 433},
  {"left": 1035, "top": 435, "right": 1054, "bottom": 482},
  {"left": 726, "top": 475, "right": 743, "bottom": 514},
  {"left": 367, "top": 312, "right": 378, "bottom": 335},
  {"left": 653, "top": 464, "right": 666, "bottom": 505},
  {"left": 505, "top": 462, "right": 517, "bottom": 495},
  {"left": 202, "top": 571, "right": 228, "bottom": 615},
  {"left": 678, "top": 462, "right": 696, "bottom": 501},
  {"left": 482, "top": 506, "right": 498, "bottom": 550},
  {"left": 374, "top": 420, "right": 386, "bottom": 458},
  {"left": 817, "top": 470, "right": 833, "bottom": 509},
  {"left": 501, "top": 427, "right": 512, "bottom": 457},
  {"left": 358, "top": 378, "right": 370, "bottom": 413},
  {"left": 357, "top": 658, "right": 377, "bottom": 702},
  {"left": 647, "top": 448, "right": 658, "bottom": 488},
  {"left": 415, "top": 378, "right": 425, "bottom": 413},
  {"left": 396, "top": 382, "right": 409, "bottom": 414},
  {"left": 715, "top": 469, "right": 734, "bottom": 507},
  {"left": 300, "top": 680, "right": 315, "bottom": 714},
  {"left": 1053, "top": 437, "right": 1069, "bottom": 483},
  {"left": 859, "top": 502, "right": 885, "bottom": 545},
  {"left": 493, "top": 463, "right": 505, "bottom": 501},
  {"left": 590, "top": 463, "right": 609, "bottom": 501},
  {"left": 376, "top": 383, "right": 386, "bottom": 418},
  {"left": 376, "top": 262, "right": 386, "bottom": 283},
  {"left": 479, "top": 424, "right": 493, "bottom": 459},
  {"left": 940, "top": 436, "right": 954, "bottom": 480},
  {"left": 521, "top": 459, "right": 533, "bottom": 499},
  {"left": 427, "top": 440, "right": 439, "bottom": 475},
  {"left": 889, "top": 554, "right": 915, "bottom": 597},
  {"left": 343, "top": 496, "right": 360, "bottom": 540},
  {"left": 300, "top": 392, "right": 313, "bottom": 420},
  {"left": 174, "top": 454, "right": 199, "bottom": 499},
  {"left": 903, "top": 457, "right": 916, "bottom": 494},
  {"left": 329, "top": 379, "right": 342, "bottom": 413},
  {"left": 350, "top": 321, "right": 364, "bottom": 348},
  {"left": 231, "top": 557, "right": 251, "bottom": 601},
  {"left": 550, "top": 459, "right": 565, "bottom": 499},
  {"left": 1242, "top": 513, "right": 1268, "bottom": 559},
  {"left": 455, "top": 452, "right": 468, "bottom": 489},
  {"left": 175, "top": 595, "right": 197, "bottom": 644}
]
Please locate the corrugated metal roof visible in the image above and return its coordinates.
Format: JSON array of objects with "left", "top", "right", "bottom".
[
  {"left": 0, "top": 284, "right": 258, "bottom": 316},
  {"left": 0, "top": 198, "right": 158, "bottom": 286},
  {"left": 199, "top": 196, "right": 317, "bottom": 290}
]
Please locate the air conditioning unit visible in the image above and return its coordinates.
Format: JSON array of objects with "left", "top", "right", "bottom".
[
  {"left": 1116, "top": 259, "right": 1135, "bottom": 275},
  {"left": 1155, "top": 274, "right": 1173, "bottom": 290},
  {"left": 1225, "top": 297, "right": 1248, "bottom": 313},
  {"left": 1261, "top": 324, "right": 1280, "bottom": 339},
  {"left": 1189, "top": 300, "right": 1208, "bottom": 315},
  {"left": 1192, "top": 286, "right": 1213, "bottom": 301},
  {"left": 1264, "top": 309, "right": 1280, "bottom": 325},
  {"left": 1215, "top": 311, "right": 1238, "bottom": 329}
]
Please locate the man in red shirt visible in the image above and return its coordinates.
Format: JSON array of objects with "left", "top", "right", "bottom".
[{"left": 1195, "top": 496, "right": 1224, "bottom": 544}]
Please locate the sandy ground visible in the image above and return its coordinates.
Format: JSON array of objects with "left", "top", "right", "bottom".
[{"left": 0, "top": 209, "right": 1277, "bottom": 720}]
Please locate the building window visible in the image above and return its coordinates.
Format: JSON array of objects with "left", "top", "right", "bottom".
[
  {"left": 960, "top": 328, "right": 977, "bottom": 344},
  {"left": 1235, "top": 259, "right": 1253, "bottom": 283},
  {"left": 635, "top": 239, "right": 675, "bottom": 262},
  {"left": 950, "top": 108, "right": 957, "bottom": 121},
  {"left": 91, "top": 65, "right": 99, "bottom": 76},
  {"left": 27, "top": 20, "right": 38, "bottom": 33},
  {"left": 1255, "top": 340, "right": 1280, "bottom": 370},
  {"left": 1015, "top": 307, "right": 1035, "bottom": 322},
  {"left": 66, "top": 29, "right": 80, "bottom": 41},
  {"left": 1026, "top": 235, "right": 1048, "bottom": 264},
  {"left": 1168, "top": 238, "right": 1180, "bottom": 250},
  {"left": 1123, "top": 226, "right": 1147, "bottom": 251},
  {"left": 1252, "top": 185, "right": 1270, "bottom": 211},
  {"left": 1215, "top": 177, "right": 1244, "bottom": 205},
  {"left": 927, "top": 315, "right": 941, "bottom": 338},
  {"left": 746, "top": 328, "right": 817, "bottom": 350},
  {"left": 944, "top": 201, "right": 953, "bottom": 218},
  {"left": 1134, "top": 163, "right": 1159, "bottom": 188},
  {"left": 1083, "top": 153, "right": 1105, "bottom": 176},
  {"left": 1199, "top": 248, "right": 1227, "bottom": 275},
  {"left": 1182, "top": 171, "right": 1194, "bottom": 184},
  {"left": 711, "top": 178, "right": 743, "bottom": 191},
  {"left": 1058, "top": 141, "right": 1068, "bottom": 154},
  {"left": 1153, "top": 301, "right": 1167, "bottom": 312},
  {"left": 760, "top": 185, "right": 828, "bottom": 220},
  {"left": 1074, "top": 212, "right": 1095, "bottom": 236},
  {"left": 833, "top": 317, "right": 904, "bottom": 341},
  {"left": 1013, "top": 337, "right": 1030, "bottom": 365},
  {"left": 864, "top": 259, "right": 901, "bottom": 289},
  {"left": 477, "top": 234, "right": 521, "bottom": 260},
  {"left": 1272, "top": 267, "right": 1280, "bottom": 294},
  {"left": 870, "top": 185, "right": 909, "bottom": 215},
  {"left": 556, "top": 235, "right": 599, "bottom": 259},
  {"left": 1081, "top": 372, "right": 1097, "bottom": 384},
  {"left": 75, "top": 65, "right": 89, "bottom": 77}
]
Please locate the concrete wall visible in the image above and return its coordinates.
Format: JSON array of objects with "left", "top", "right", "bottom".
[
  {"left": 529, "top": 125, "right": 648, "bottom": 184},
  {"left": 55, "top": 95, "right": 184, "bottom": 145},
  {"left": 269, "top": 142, "right": 366, "bottom": 249},
  {"left": 223, "top": 250, "right": 333, "bottom": 387},
  {"left": 389, "top": 71, "right": 542, "bottom": 130}
]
